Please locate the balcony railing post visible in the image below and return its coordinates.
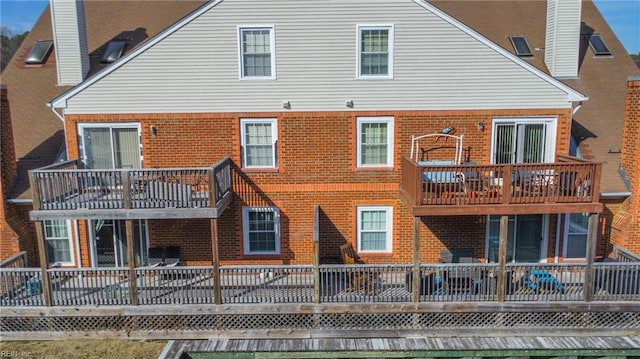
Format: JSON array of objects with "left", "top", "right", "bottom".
[
  {"left": 121, "top": 170, "right": 131, "bottom": 209},
  {"left": 502, "top": 165, "right": 512, "bottom": 204},
  {"left": 211, "top": 218, "right": 222, "bottom": 305},
  {"left": 313, "top": 205, "right": 320, "bottom": 304},
  {"left": 412, "top": 216, "right": 421, "bottom": 303},
  {"left": 208, "top": 167, "right": 218, "bottom": 208},
  {"left": 583, "top": 212, "right": 600, "bottom": 302},
  {"left": 497, "top": 215, "right": 509, "bottom": 302},
  {"left": 34, "top": 222, "right": 52, "bottom": 306},
  {"left": 125, "top": 220, "right": 138, "bottom": 305}
]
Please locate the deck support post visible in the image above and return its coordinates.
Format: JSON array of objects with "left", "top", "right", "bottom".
[
  {"left": 125, "top": 219, "right": 138, "bottom": 305},
  {"left": 313, "top": 205, "right": 320, "bottom": 304},
  {"left": 496, "top": 215, "right": 509, "bottom": 302},
  {"left": 412, "top": 216, "right": 421, "bottom": 303},
  {"left": 34, "top": 221, "right": 52, "bottom": 306},
  {"left": 583, "top": 212, "right": 599, "bottom": 302},
  {"left": 211, "top": 218, "right": 222, "bottom": 305}
]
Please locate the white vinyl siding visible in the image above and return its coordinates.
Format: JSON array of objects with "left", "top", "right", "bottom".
[
  {"left": 59, "top": 0, "right": 579, "bottom": 114},
  {"left": 238, "top": 26, "right": 275, "bottom": 79},
  {"left": 50, "top": 0, "right": 89, "bottom": 85},
  {"left": 241, "top": 118, "right": 277, "bottom": 168},
  {"left": 44, "top": 220, "right": 73, "bottom": 265},
  {"left": 544, "top": 0, "right": 581, "bottom": 77},
  {"left": 357, "top": 206, "right": 393, "bottom": 253},
  {"left": 357, "top": 116, "right": 394, "bottom": 167},
  {"left": 243, "top": 207, "right": 280, "bottom": 255},
  {"left": 357, "top": 25, "right": 394, "bottom": 79}
]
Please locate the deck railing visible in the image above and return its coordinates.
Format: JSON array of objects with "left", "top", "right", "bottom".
[
  {"left": 28, "top": 157, "right": 233, "bottom": 211},
  {"left": 1, "top": 262, "right": 637, "bottom": 307},
  {"left": 401, "top": 156, "right": 601, "bottom": 208},
  {"left": 612, "top": 245, "right": 640, "bottom": 262}
]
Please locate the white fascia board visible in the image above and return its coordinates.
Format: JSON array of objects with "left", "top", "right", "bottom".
[
  {"left": 48, "top": 0, "right": 224, "bottom": 109},
  {"left": 414, "top": 0, "right": 587, "bottom": 103}
]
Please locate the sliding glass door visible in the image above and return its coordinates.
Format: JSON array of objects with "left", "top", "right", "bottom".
[
  {"left": 91, "top": 219, "right": 148, "bottom": 267},
  {"left": 492, "top": 119, "right": 554, "bottom": 164},
  {"left": 487, "top": 215, "right": 547, "bottom": 263},
  {"left": 79, "top": 124, "right": 142, "bottom": 169}
]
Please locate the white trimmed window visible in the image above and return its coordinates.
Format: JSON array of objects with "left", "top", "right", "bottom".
[
  {"left": 241, "top": 118, "right": 277, "bottom": 168},
  {"left": 564, "top": 213, "right": 589, "bottom": 259},
  {"left": 357, "top": 206, "right": 393, "bottom": 253},
  {"left": 357, "top": 116, "right": 394, "bottom": 167},
  {"left": 357, "top": 25, "right": 394, "bottom": 79},
  {"left": 238, "top": 26, "right": 275, "bottom": 79},
  {"left": 44, "top": 220, "right": 73, "bottom": 265},
  {"left": 243, "top": 207, "right": 280, "bottom": 255}
]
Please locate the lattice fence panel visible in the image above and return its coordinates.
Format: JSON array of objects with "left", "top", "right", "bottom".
[{"left": 2, "top": 311, "right": 639, "bottom": 335}]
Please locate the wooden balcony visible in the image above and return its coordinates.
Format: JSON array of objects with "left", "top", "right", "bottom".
[
  {"left": 28, "top": 157, "right": 233, "bottom": 220},
  {"left": 401, "top": 155, "right": 603, "bottom": 216}
]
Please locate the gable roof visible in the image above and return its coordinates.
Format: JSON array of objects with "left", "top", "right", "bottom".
[
  {"left": 49, "top": 0, "right": 586, "bottom": 110},
  {"left": 429, "top": 0, "right": 640, "bottom": 194},
  {"left": 0, "top": 0, "right": 206, "bottom": 200}
]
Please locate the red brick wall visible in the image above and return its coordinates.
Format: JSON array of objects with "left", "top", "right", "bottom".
[
  {"left": 64, "top": 108, "right": 572, "bottom": 266},
  {"left": 613, "top": 78, "right": 640, "bottom": 254}
]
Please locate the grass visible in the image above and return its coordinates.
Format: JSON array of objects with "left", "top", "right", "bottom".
[{"left": 0, "top": 340, "right": 167, "bottom": 359}]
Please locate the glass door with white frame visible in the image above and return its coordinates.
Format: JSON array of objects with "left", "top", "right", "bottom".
[
  {"left": 492, "top": 119, "right": 554, "bottom": 164},
  {"left": 79, "top": 124, "right": 142, "bottom": 169}
]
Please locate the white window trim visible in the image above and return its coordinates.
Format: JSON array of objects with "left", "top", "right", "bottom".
[
  {"left": 242, "top": 206, "right": 281, "bottom": 255},
  {"left": 356, "top": 24, "right": 394, "bottom": 79},
  {"left": 237, "top": 25, "right": 276, "bottom": 80},
  {"left": 562, "top": 213, "right": 588, "bottom": 260},
  {"left": 77, "top": 122, "right": 143, "bottom": 169},
  {"left": 357, "top": 206, "right": 393, "bottom": 254},
  {"left": 490, "top": 117, "right": 557, "bottom": 164},
  {"left": 356, "top": 116, "right": 394, "bottom": 168},
  {"left": 44, "top": 220, "right": 75, "bottom": 266},
  {"left": 240, "top": 118, "right": 278, "bottom": 169}
]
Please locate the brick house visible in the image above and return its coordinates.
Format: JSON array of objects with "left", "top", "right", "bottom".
[{"left": 2, "top": 0, "right": 638, "bottom": 269}]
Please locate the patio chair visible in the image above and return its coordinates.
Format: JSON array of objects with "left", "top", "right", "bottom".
[
  {"left": 164, "top": 246, "right": 181, "bottom": 266},
  {"left": 339, "top": 243, "right": 379, "bottom": 295},
  {"left": 147, "top": 247, "right": 164, "bottom": 266}
]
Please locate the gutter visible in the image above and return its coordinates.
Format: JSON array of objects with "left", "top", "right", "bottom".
[
  {"left": 7, "top": 198, "right": 33, "bottom": 205},
  {"left": 600, "top": 192, "right": 631, "bottom": 199}
]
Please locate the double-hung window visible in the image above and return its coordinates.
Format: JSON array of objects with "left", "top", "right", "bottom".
[
  {"left": 44, "top": 220, "right": 73, "bottom": 265},
  {"left": 357, "top": 116, "right": 394, "bottom": 167},
  {"left": 564, "top": 213, "right": 589, "bottom": 259},
  {"left": 241, "top": 118, "right": 277, "bottom": 168},
  {"left": 238, "top": 26, "right": 275, "bottom": 79},
  {"left": 243, "top": 207, "right": 280, "bottom": 255},
  {"left": 357, "top": 25, "right": 394, "bottom": 79},
  {"left": 357, "top": 206, "right": 393, "bottom": 253}
]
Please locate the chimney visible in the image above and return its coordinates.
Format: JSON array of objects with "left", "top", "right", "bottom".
[
  {"left": 544, "top": 0, "right": 582, "bottom": 78},
  {"left": 50, "top": 0, "right": 90, "bottom": 85}
]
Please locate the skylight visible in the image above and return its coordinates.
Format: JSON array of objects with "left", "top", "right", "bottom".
[
  {"left": 586, "top": 34, "right": 611, "bottom": 56},
  {"left": 24, "top": 40, "right": 53, "bottom": 64},
  {"left": 100, "top": 40, "right": 127, "bottom": 63},
  {"left": 509, "top": 36, "right": 533, "bottom": 57}
]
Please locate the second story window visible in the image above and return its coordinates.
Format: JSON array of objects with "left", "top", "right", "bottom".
[
  {"left": 357, "top": 25, "right": 394, "bottom": 79},
  {"left": 357, "top": 116, "right": 394, "bottom": 168},
  {"left": 241, "top": 118, "right": 277, "bottom": 168},
  {"left": 239, "top": 26, "right": 275, "bottom": 79}
]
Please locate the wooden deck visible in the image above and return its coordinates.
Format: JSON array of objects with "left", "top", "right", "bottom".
[
  {"left": 162, "top": 336, "right": 640, "bottom": 358},
  {"left": 401, "top": 155, "right": 603, "bottom": 215},
  {"left": 2, "top": 262, "right": 639, "bottom": 307},
  {"left": 28, "top": 157, "right": 233, "bottom": 220}
]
